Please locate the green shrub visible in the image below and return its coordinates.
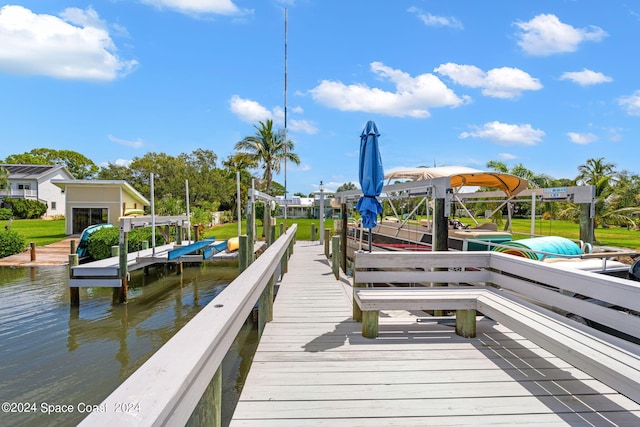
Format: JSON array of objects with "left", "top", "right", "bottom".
[
  {"left": 0, "top": 208, "right": 12, "bottom": 220},
  {"left": 0, "top": 230, "right": 25, "bottom": 258},
  {"left": 87, "top": 226, "right": 168, "bottom": 260},
  {"left": 2, "top": 198, "right": 47, "bottom": 219}
]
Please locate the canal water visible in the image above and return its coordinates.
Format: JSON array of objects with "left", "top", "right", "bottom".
[{"left": 0, "top": 263, "right": 258, "bottom": 426}]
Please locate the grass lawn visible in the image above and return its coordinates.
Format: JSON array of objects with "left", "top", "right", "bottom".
[
  {"left": 508, "top": 218, "right": 640, "bottom": 250},
  {"left": 6, "top": 216, "right": 639, "bottom": 251},
  {"left": 204, "top": 218, "right": 336, "bottom": 242},
  {"left": 1, "top": 219, "right": 67, "bottom": 246}
]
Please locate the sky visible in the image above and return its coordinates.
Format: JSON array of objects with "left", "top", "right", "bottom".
[{"left": 1, "top": 1, "right": 639, "bottom": 196}]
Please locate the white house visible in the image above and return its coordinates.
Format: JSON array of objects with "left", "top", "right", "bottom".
[
  {"left": 0, "top": 164, "right": 74, "bottom": 217},
  {"left": 51, "top": 180, "right": 150, "bottom": 235}
]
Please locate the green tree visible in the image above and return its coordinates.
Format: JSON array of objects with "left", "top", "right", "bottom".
[
  {"left": 234, "top": 120, "right": 300, "bottom": 195},
  {"left": 4, "top": 148, "right": 98, "bottom": 179},
  {"left": 97, "top": 162, "right": 133, "bottom": 181},
  {"left": 0, "top": 166, "right": 9, "bottom": 191},
  {"left": 336, "top": 182, "right": 357, "bottom": 192}
]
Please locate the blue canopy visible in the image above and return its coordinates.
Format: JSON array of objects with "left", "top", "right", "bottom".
[{"left": 356, "top": 120, "right": 384, "bottom": 229}]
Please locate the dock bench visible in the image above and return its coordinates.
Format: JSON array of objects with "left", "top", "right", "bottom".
[
  {"left": 352, "top": 250, "right": 640, "bottom": 404},
  {"left": 354, "top": 287, "right": 481, "bottom": 338}
]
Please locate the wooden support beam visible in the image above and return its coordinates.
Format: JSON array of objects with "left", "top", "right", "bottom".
[
  {"left": 324, "top": 229, "right": 330, "bottom": 259},
  {"left": 455, "top": 309, "right": 476, "bottom": 338},
  {"left": 331, "top": 235, "right": 340, "bottom": 280},
  {"left": 117, "top": 232, "right": 128, "bottom": 304},
  {"left": 238, "top": 235, "right": 248, "bottom": 273},
  {"left": 186, "top": 365, "right": 221, "bottom": 427},
  {"left": 362, "top": 310, "right": 379, "bottom": 338},
  {"left": 258, "top": 275, "right": 274, "bottom": 338},
  {"left": 69, "top": 254, "right": 79, "bottom": 307}
]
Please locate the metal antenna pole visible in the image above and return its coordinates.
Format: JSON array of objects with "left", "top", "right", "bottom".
[{"left": 283, "top": 7, "right": 288, "bottom": 225}]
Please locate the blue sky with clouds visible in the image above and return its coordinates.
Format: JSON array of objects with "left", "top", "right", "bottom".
[{"left": 1, "top": 1, "right": 639, "bottom": 195}]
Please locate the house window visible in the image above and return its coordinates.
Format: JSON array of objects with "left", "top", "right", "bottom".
[
  {"left": 18, "top": 184, "right": 31, "bottom": 190},
  {"left": 51, "top": 201, "right": 57, "bottom": 210},
  {"left": 72, "top": 208, "right": 108, "bottom": 234}
]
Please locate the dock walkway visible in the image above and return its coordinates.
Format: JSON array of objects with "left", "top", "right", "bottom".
[{"left": 231, "top": 241, "right": 640, "bottom": 426}]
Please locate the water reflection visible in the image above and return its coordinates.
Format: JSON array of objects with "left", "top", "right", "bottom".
[{"left": 0, "top": 262, "right": 256, "bottom": 427}]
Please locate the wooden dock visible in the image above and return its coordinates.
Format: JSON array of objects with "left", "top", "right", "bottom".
[{"left": 230, "top": 242, "right": 640, "bottom": 426}]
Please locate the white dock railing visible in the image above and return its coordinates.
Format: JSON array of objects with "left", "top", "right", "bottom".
[{"left": 79, "top": 224, "right": 297, "bottom": 427}]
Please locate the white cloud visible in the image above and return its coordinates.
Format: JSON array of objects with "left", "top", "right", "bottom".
[
  {"left": 567, "top": 132, "right": 598, "bottom": 144},
  {"left": 560, "top": 69, "right": 612, "bottom": 86},
  {"left": 459, "top": 121, "right": 545, "bottom": 146},
  {"left": 514, "top": 14, "right": 607, "bottom": 56},
  {"left": 115, "top": 158, "right": 132, "bottom": 167},
  {"left": 499, "top": 153, "right": 518, "bottom": 160},
  {"left": 0, "top": 5, "right": 138, "bottom": 81},
  {"left": 108, "top": 134, "right": 145, "bottom": 148},
  {"left": 229, "top": 95, "right": 318, "bottom": 134},
  {"left": 140, "top": 0, "right": 244, "bottom": 16},
  {"left": 229, "top": 95, "right": 272, "bottom": 123},
  {"left": 618, "top": 90, "right": 640, "bottom": 116},
  {"left": 407, "top": 7, "right": 463, "bottom": 29},
  {"left": 289, "top": 119, "right": 318, "bottom": 135},
  {"left": 434, "top": 63, "right": 542, "bottom": 99},
  {"left": 309, "top": 62, "right": 465, "bottom": 118}
]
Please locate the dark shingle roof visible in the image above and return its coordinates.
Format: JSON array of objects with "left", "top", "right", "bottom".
[{"left": 1, "top": 164, "right": 64, "bottom": 179}]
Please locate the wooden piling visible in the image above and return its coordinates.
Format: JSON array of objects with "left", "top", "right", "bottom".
[
  {"left": 265, "top": 207, "right": 272, "bottom": 246},
  {"left": 362, "top": 310, "right": 379, "bottom": 338},
  {"left": 246, "top": 202, "right": 255, "bottom": 264},
  {"left": 331, "top": 236, "right": 340, "bottom": 280},
  {"left": 238, "top": 235, "right": 248, "bottom": 273},
  {"left": 258, "top": 275, "right": 274, "bottom": 338},
  {"left": 455, "top": 309, "right": 477, "bottom": 338},
  {"left": 69, "top": 254, "right": 79, "bottom": 307},
  {"left": 310, "top": 223, "right": 316, "bottom": 241},
  {"left": 270, "top": 224, "right": 276, "bottom": 246},
  {"left": 186, "top": 365, "right": 221, "bottom": 427},
  {"left": 70, "top": 239, "right": 76, "bottom": 254},
  {"left": 29, "top": 242, "right": 36, "bottom": 261},
  {"left": 324, "top": 229, "right": 330, "bottom": 259},
  {"left": 117, "top": 232, "right": 128, "bottom": 304}
]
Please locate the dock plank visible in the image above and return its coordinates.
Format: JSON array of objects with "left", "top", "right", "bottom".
[{"left": 230, "top": 241, "right": 640, "bottom": 426}]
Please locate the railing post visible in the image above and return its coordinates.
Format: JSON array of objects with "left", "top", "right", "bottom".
[
  {"left": 69, "top": 254, "right": 79, "bottom": 307},
  {"left": 265, "top": 207, "right": 272, "bottom": 246},
  {"left": 332, "top": 235, "right": 340, "bottom": 280},
  {"left": 258, "top": 275, "right": 274, "bottom": 338},
  {"left": 456, "top": 309, "right": 477, "bottom": 338},
  {"left": 186, "top": 365, "right": 221, "bottom": 427},
  {"left": 324, "top": 229, "right": 330, "bottom": 259},
  {"left": 270, "top": 223, "right": 276, "bottom": 246},
  {"left": 280, "top": 242, "right": 288, "bottom": 280},
  {"left": 238, "top": 235, "right": 248, "bottom": 273},
  {"left": 310, "top": 223, "right": 316, "bottom": 241},
  {"left": 246, "top": 203, "right": 254, "bottom": 264}
]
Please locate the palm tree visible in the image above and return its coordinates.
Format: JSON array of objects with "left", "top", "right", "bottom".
[
  {"left": 576, "top": 157, "right": 616, "bottom": 199},
  {"left": 234, "top": 120, "right": 300, "bottom": 194}
]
